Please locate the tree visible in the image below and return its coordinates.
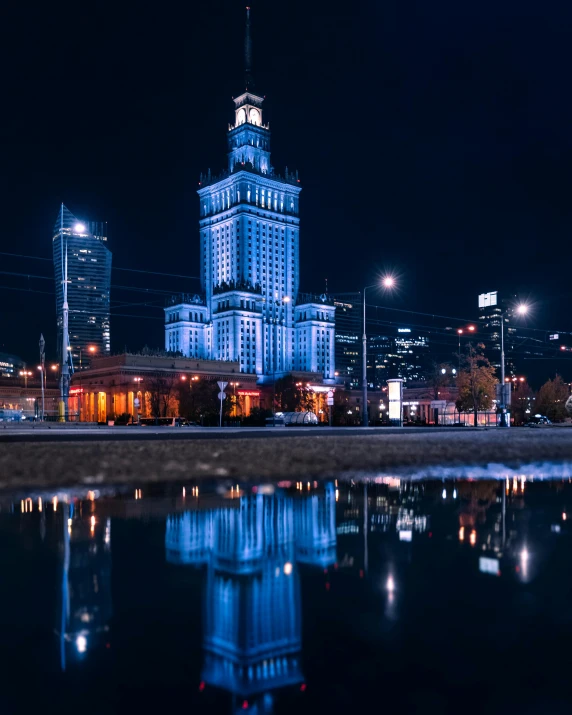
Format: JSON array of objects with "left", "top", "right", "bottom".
[
  {"left": 177, "top": 379, "right": 231, "bottom": 424},
  {"left": 427, "top": 361, "right": 456, "bottom": 400},
  {"left": 455, "top": 343, "right": 498, "bottom": 426},
  {"left": 534, "top": 375, "right": 569, "bottom": 422},
  {"left": 332, "top": 389, "right": 361, "bottom": 426},
  {"left": 274, "top": 376, "right": 315, "bottom": 413},
  {"left": 511, "top": 378, "right": 535, "bottom": 426},
  {"left": 147, "top": 374, "right": 178, "bottom": 418}
]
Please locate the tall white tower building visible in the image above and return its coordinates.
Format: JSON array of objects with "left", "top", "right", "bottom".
[{"left": 165, "top": 8, "right": 335, "bottom": 383}]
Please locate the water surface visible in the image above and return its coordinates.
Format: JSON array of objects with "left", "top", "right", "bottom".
[{"left": 1, "top": 476, "right": 571, "bottom": 714}]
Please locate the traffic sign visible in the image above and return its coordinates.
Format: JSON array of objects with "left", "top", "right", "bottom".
[
  {"left": 218, "top": 391, "right": 227, "bottom": 400},
  {"left": 134, "top": 398, "right": 140, "bottom": 407},
  {"left": 327, "top": 398, "right": 334, "bottom": 406},
  {"left": 217, "top": 381, "right": 228, "bottom": 390}
]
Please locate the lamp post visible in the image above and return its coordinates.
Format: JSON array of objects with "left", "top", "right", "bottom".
[
  {"left": 39, "top": 334, "right": 45, "bottom": 421},
  {"left": 272, "top": 296, "right": 290, "bottom": 427},
  {"left": 362, "top": 276, "right": 396, "bottom": 427},
  {"left": 457, "top": 325, "right": 476, "bottom": 373},
  {"left": 498, "top": 303, "right": 528, "bottom": 428},
  {"left": 19, "top": 369, "right": 32, "bottom": 390}
]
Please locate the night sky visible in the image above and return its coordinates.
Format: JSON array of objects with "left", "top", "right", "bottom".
[{"left": 2, "top": 0, "right": 572, "bottom": 380}]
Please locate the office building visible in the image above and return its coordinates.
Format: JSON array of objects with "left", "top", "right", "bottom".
[
  {"left": 0, "top": 352, "right": 24, "bottom": 378},
  {"left": 165, "top": 8, "right": 335, "bottom": 383},
  {"left": 53, "top": 204, "right": 112, "bottom": 369},
  {"left": 477, "top": 291, "right": 518, "bottom": 375},
  {"left": 331, "top": 293, "right": 361, "bottom": 387},
  {"left": 367, "top": 327, "right": 430, "bottom": 387}
]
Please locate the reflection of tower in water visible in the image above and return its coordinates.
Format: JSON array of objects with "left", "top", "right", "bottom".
[
  {"left": 56, "top": 502, "right": 112, "bottom": 671},
  {"left": 165, "top": 484, "right": 336, "bottom": 712}
]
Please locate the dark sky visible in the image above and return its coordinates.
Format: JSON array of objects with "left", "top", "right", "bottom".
[{"left": 2, "top": 0, "right": 572, "bottom": 379}]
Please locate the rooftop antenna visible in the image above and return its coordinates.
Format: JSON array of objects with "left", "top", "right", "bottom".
[{"left": 245, "top": 6, "right": 254, "bottom": 90}]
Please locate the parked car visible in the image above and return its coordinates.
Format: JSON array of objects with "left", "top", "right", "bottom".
[
  {"left": 526, "top": 415, "right": 551, "bottom": 426},
  {"left": 174, "top": 418, "right": 198, "bottom": 427}
]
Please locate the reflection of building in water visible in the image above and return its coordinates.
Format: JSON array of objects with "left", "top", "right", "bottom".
[
  {"left": 57, "top": 503, "right": 112, "bottom": 671},
  {"left": 165, "top": 485, "right": 336, "bottom": 712}
]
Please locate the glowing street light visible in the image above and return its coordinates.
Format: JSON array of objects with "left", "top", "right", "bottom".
[
  {"left": 362, "top": 276, "right": 398, "bottom": 426},
  {"left": 499, "top": 302, "right": 530, "bottom": 427}
]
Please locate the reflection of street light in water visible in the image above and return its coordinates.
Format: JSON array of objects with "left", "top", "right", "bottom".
[
  {"left": 386, "top": 575, "right": 396, "bottom": 605},
  {"left": 520, "top": 547, "right": 529, "bottom": 579}
]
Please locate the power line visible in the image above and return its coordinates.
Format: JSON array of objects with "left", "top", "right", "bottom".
[
  {"left": 0, "top": 251, "right": 199, "bottom": 281},
  {"left": 114, "top": 267, "right": 200, "bottom": 280}
]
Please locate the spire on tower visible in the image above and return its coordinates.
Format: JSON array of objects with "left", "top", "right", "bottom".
[{"left": 245, "top": 6, "right": 254, "bottom": 90}]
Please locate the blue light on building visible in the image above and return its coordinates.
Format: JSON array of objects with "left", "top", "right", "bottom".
[
  {"left": 165, "top": 484, "right": 337, "bottom": 708},
  {"left": 164, "top": 8, "right": 335, "bottom": 384}
]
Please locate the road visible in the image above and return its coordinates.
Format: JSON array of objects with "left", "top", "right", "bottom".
[
  {"left": 0, "top": 424, "right": 476, "bottom": 443},
  {"left": 1, "top": 424, "right": 572, "bottom": 491}
]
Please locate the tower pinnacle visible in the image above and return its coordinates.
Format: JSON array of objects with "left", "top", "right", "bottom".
[{"left": 245, "top": 6, "right": 254, "bottom": 90}]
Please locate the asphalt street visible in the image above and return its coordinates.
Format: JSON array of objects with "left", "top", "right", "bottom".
[
  {"left": 0, "top": 425, "right": 475, "bottom": 443},
  {"left": 1, "top": 425, "right": 572, "bottom": 491}
]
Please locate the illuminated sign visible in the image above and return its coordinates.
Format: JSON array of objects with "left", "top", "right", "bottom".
[
  {"left": 479, "top": 557, "right": 500, "bottom": 575},
  {"left": 237, "top": 390, "right": 260, "bottom": 397},
  {"left": 549, "top": 334, "right": 559, "bottom": 340},
  {"left": 478, "top": 291, "right": 498, "bottom": 309},
  {"left": 399, "top": 530, "right": 412, "bottom": 542},
  {"left": 387, "top": 379, "right": 403, "bottom": 423},
  {"left": 397, "top": 328, "right": 411, "bottom": 333},
  {"left": 69, "top": 387, "right": 84, "bottom": 395}
]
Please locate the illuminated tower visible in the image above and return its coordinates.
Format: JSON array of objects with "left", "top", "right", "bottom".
[
  {"left": 166, "top": 8, "right": 336, "bottom": 383},
  {"left": 53, "top": 204, "right": 112, "bottom": 368}
]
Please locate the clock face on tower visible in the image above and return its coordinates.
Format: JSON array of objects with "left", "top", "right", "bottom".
[
  {"left": 249, "top": 108, "right": 261, "bottom": 126},
  {"left": 237, "top": 108, "right": 246, "bottom": 125}
]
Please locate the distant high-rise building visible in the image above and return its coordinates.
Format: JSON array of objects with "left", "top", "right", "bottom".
[
  {"left": 164, "top": 8, "right": 335, "bottom": 383},
  {"left": 367, "top": 327, "right": 430, "bottom": 387},
  {"left": 0, "top": 352, "right": 24, "bottom": 378},
  {"left": 331, "top": 293, "right": 361, "bottom": 388},
  {"left": 53, "top": 205, "right": 112, "bottom": 368},
  {"left": 477, "top": 291, "right": 515, "bottom": 375}
]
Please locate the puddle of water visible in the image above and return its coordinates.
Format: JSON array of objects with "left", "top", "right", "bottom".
[{"left": 1, "top": 476, "right": 571, "bottom": 714}]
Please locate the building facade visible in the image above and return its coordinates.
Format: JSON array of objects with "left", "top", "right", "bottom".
[
  {"left": 331, "top": 293, "right": 361, "bottom": 388},
  {"left": 165, "top": 8, "right": 335, "bottom": 384},
  {"left": 69, "top": 353, "right": 259, "bottom": 422},
  {"left": 53, "top": 204, "right": 112, "bottom": 369},
  {"left": 0, "top": 352, "right": 24, "bottom": 378},
  {"left": 367, "top": 327, "right": 430, "bottom": 388}
]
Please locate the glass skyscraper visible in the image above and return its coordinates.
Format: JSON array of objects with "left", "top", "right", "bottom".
[{"left": 53, "top": 204, "right": 112, "bottom": 368}]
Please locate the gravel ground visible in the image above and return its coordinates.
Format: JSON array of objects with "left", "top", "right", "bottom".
[{"left": 2, "top": 428, "right": 572, "bottom": 490}]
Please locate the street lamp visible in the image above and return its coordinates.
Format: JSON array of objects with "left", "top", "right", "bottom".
[
  {"left": 457, "top": 325, "right": 476, "bottom": 372},
  {"left": 499, "top": 303, "right": 529, "bottom": 428},
  {"left": 272, "top": 296, "right": 290, "bottom": 427},
  {"left": 19, "top": 370, "right": 32, "bottom": 389},
  {"left": 362, "top": 277, "right": 396, "bottom": 426}
]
